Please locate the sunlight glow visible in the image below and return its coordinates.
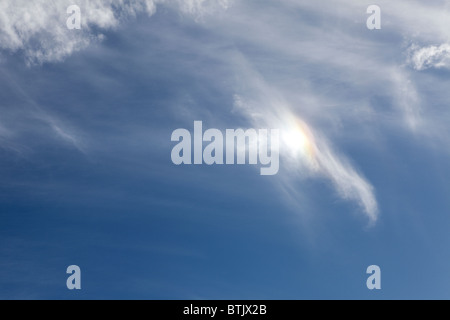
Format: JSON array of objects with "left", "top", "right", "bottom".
[{"left": 281, "top": 120, "right": 316, "bottom": 161}]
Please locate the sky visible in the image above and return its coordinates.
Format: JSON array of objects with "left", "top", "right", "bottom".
[{"left": 0, "top": 0, "right": 450, "bottom": 299}]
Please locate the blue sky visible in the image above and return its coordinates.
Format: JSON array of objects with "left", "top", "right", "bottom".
[{"left": 0, "top": 0, "right": 450, "bottom": 299}]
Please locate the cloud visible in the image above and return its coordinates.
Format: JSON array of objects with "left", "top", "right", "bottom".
[
  {"left": 0, "top": 67, "right": 87, "bottom": 155},
  {"left": 39, "top": 115, "right": 87, "bottom": 154},
  {"left": 231, "top": 61, "right": 378, "bottom": 222},
  {"left": 239, "top": 104, "right": 379, "bottom": 223},
  {"left": 408, "top": 44, "right": 450, "bottom": 71},
  {"left": 0, "top": 0, "right": 230, "bottom": 65},
  {"left": 5, "top": 0, "right": 450, "bottom": 224}
]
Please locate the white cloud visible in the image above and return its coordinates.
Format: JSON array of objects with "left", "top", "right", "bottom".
[
  {"left": 0, "top": 0, "right": 230, "bottom": 64},
  {"left": 231, "top": 62, "right": 378, "bottom": 222},
  {"left": 172, "top": 0, "right": 231, "bottom": 17},
  {"left": 390, "top": 69, "right": 423, "bottom": 131},
  {"left": 408, "top": 44, "right": 450, "bottom": 71}
]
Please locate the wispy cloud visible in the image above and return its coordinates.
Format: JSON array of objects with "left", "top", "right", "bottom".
[
  {"left": 0, "top": 68, "right": 87, "bottom": 154},
  {"left": 231, "top": 61, "right": 378, "bottom": 222},
  {"left": 0, "top": 0, "right": 230, "bottom": 64},
  {"left": 38, "top": 114, "right": 87, "bottom": 154},
  {"left": 4, "top": 0, "right": 450, "bottom": 224}
]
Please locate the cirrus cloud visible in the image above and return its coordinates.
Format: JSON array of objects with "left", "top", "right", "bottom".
[{"left": 0, "top": 0, "right": 230, "bottom": 64}]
